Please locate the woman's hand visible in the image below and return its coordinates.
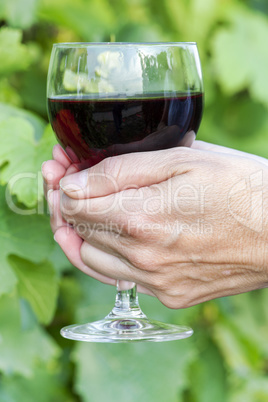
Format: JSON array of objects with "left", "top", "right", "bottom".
[
  {"left": 43, "top": 141, "right": 268, "bottom": 308},
  {"left": 42, "top": 144, "right": 118, "bottom": 286}
]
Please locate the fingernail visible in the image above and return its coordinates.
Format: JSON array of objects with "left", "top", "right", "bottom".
[
  {"left": 60, "top": 170, "right": 88, "bottom": 193},
  {"left": 53, "top": 233, "right": 59, "bottom": 243}
]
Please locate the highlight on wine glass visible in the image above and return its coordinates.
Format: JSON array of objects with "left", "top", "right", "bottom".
[{"left": 47, "top": 42, "right": 204, "bottom": 342}]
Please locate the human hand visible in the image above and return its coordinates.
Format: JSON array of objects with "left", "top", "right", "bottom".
[
  {"left": 42, "top": 144, "right": 118, "bottom": 286},
  {"left": 56, "top": 141, "right": 268, "bottom": 308}
]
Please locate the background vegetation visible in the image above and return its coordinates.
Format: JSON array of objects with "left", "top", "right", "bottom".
[{"left": 1, "top": 0, "right": 268, "bottom": 400}]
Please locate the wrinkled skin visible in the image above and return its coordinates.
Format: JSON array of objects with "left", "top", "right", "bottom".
[{"left": 42, "top": 141, "right": 268, "bottom": 309}]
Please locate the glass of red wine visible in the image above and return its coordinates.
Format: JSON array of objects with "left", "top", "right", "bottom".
[{"left": 47, "top": 42, "right": 203, "bottom": 342}]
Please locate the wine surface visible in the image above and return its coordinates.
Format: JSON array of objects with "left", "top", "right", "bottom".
[{"left": 48, "top": 93, "right": 203, "bottom": 166}]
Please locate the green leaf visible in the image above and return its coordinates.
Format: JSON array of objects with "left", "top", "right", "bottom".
[
  {"left": 17, "top": 62, "right": 48, "bottom": 116},
  {"left": 0, "top": 185, "right": 54, "bottom": 296},
  {"left": 230, "top": 375, "right": 268, "bottom": 402},
  {"left": 48, "top": 243, "right": 73, "bottom": 275},
  {"left": 0, "top": 78, "right": 22, "bottom": 107},
  {"left": 189, "top": 341, "right": 227, "bottom": 402},
  {"left": 0, "top": 262, "right": 17, "bottom": 300},
  {"left": 2, "top": 0, "right": 39, "bottom": 29},
  {"left": 0, "top": 292, "right": 60, "bottom": 377},
  {"left": 213, "top": 320, "right": 254, "bottom": 375},
  {"left": 211, "top": 5, "right": 268, "bottom": 108},
  {"left": 39, "top": 0, "right": 115, "bottom": 41},
  {"left": 9, "top": 255, "right": 58, "bottom": 324},
  {"left": 0, "top": 366, "right": 74, "bottom": 402},
  {"left": 73, "top": 340, "right": 196, "bottom": 402},
  {"left": 0, "top": 27, "right": 33, "bottom": 76},
  {"left": 0, "top": 118, "right": 57, "bottom": 207},
  {"left": 220, "top": 292, "right": 268, "bottom": 358},
  {"left": 0, "top": 102, "right": 46, "bottom": 140}
]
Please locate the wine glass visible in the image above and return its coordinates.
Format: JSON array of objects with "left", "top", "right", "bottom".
[{"left": 47, "top": 42, "right": 203, "bottom": 342}]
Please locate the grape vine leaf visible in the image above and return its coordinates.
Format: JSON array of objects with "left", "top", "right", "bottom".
[
  {"left": 0, "top": 0, "right": 39, "bottom": 29},
  {"left": 189, "top": 342, "right": 227, "bottom": 402},
  {"left": 9, "top": 255, "right": 58, "bottom": 325},
  {"left": 211, "top": 5, "right": 268, "bottom": 108},
  {"left": 229, "top": 375, "right": 268, "bottom": 402},
  {"left": 218, "top": 291, "right": 268, "bottom": 359},
  {"left": 73, "top": 339, "right": 196, "bottom": 402},
  {"left": 0, "top": 27, "right": 33, "bottom": 76},
  {"left": 213, "top": 321, "right": 253, "bottom": 373},
  {"left": 0, "top": 78, "right": 22, "bottom": 106},
  {"left": 0, "top": 102, "right": 46, "bottom": 140},
  {"left": 0, "top": 117, "right": 57, "bottom": 207},
  {"left": 0, "top": 185, "right": 54, "bottom": 297},
  {"left": 0, "top": 292, "right": 60, "bottom": 377},
  {"left": 39, "top": 0, "right": 115, "bottom": 40},
  {"left": 0, "top": 366, "right": 72, "bottom": 402}
]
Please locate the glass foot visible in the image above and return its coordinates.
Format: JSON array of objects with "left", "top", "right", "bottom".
[{"left": 60, "top": 316, "right": 193, "bottom": 343}]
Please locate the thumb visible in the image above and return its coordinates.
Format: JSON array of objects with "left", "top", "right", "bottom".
[{"left": 59, "top": 148, "right": 195, "bottom": 199}]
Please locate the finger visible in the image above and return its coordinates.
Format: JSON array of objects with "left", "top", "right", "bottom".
[
  {"left": 52, "top": 145, "right": 81, "bottom": 175},
  {"left": 72, "top": 220, "right": 137, "bottom": 270},
  {"left": 66, "top": 164, "right": 80, "bottom": 175},
  {"left": 136, "top": 284, "right": 155, "bottom": 296},
  {"left": 191, "top": 140, "right": 243, "bottom": 154},
  {"left": 80, "top": 240, "right": 135, "bottom": 281},
  {"left": 59, "top": 185, "right": 153, "bottom": 228},
  {"left": 192, "top": 140, "right": 268, "bottom": 166},
  {"left": 42, "top": 160, "right": 67, "bottom": 195},
  {"left": 52, "top": 144, "right": 72, "bottom": 169},
  {"left": 65, "top": 146, "right": 80, "bottom": 163},
  {"left": 80, "top": 241, "right": 154, "bottom": 296},
  {"left": 48, "top": 189, "right": 68, "bottom": 234},
  {"left": 54, "top": 226, "right": 116, "bottom": 286},
  {"left": 59, "top": 148, "right": 197, "bottom": 199}
]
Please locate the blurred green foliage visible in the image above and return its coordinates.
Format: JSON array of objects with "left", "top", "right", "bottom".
[{"left": 0, "top": 0, "right": 268, "bottom": 401}]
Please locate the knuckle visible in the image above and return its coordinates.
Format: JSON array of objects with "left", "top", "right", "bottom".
[
  {"left": 124, "top": 211, "right": 159, "bottom": 241},
  {"left": 101, "top": 156, "right": 123, "bottom": 187},
  {"left": 125, "top": 246, "right": 157, "bottom": 272},
  {"left": 151, "top": 274, "right": 171, "bottom": 293},
  {"left": 159, "top": 295, "right": 177, "bottom": 309},
  {"left": 123, "top": 213, "right": 145, "bottom": 237},
  {"left": 105, "top": 211, "right": 129, "bottom": 235},
  {"left": 151, "top": 275, "right": 195, "bottom": 309},
  {"left": 158, "top": 293, "right": 192, "bottom": 310},
  {"left": 101, "top": 155, "right": 118, "bottom": 174},
  {"left": 126, "top": 249, "right": 147, "bottom": 270}
]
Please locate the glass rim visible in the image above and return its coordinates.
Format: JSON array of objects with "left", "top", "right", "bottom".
[{"left": 52, "top": 41, "right": 197, "bottom": 48}]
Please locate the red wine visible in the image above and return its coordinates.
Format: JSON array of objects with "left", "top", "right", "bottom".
[{"left": 47, "top": 93, "right": 203, "bottom": 167}]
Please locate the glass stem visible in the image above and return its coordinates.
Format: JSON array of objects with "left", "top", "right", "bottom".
[{"left": 106, "top": 281, "right": 146, "bottom": 319}]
